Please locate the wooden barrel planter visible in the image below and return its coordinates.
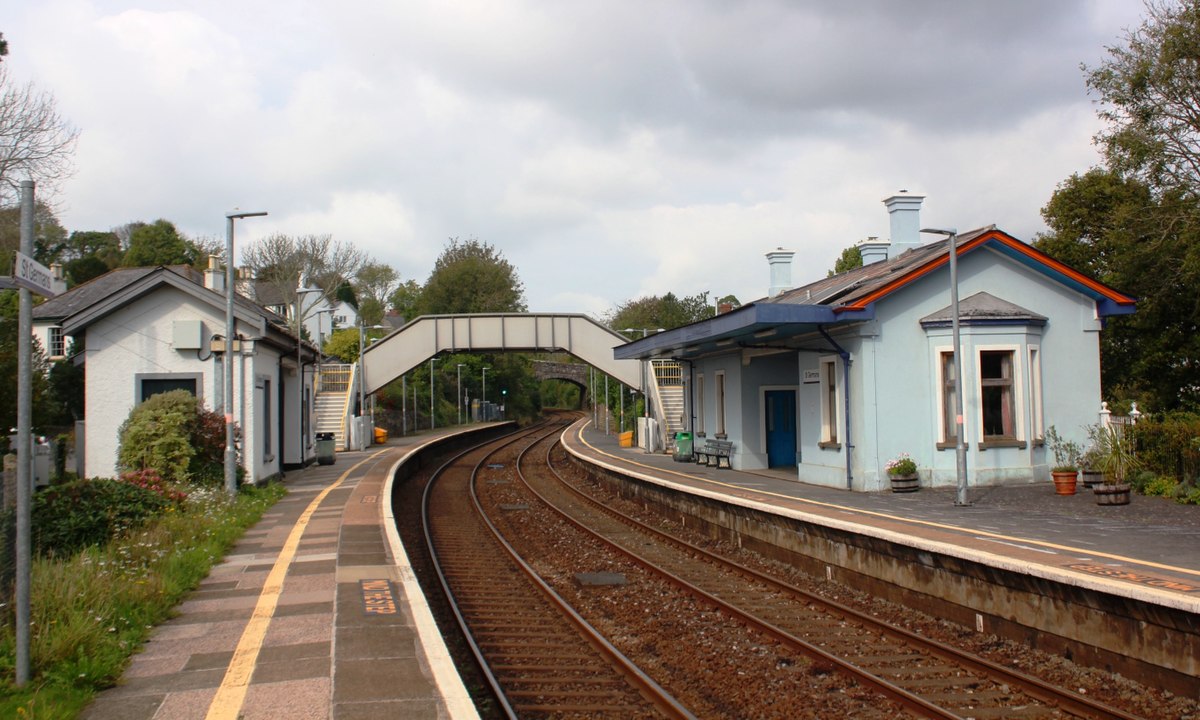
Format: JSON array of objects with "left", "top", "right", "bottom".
[
  {"left": 1080, "top": 469, "right": 1104, "bottom": 488},
  {"left": 1094, "top": 483, "right": 1131, "bottom": 506},
  {"left": 889, "top": 473, "right": 920, "bottom": 493},
  {"left": 1051, "top": 470, "right": 1078, "bottom": 496}
]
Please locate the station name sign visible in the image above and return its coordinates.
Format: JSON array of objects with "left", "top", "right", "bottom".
[{"left": 12, "top": 251, "right": 58, "bottom": 297}]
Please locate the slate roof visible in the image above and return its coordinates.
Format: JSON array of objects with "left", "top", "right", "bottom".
[
  {"left": 615, "top": 225, "right": 1135, "bottom": 361},
  {"left": 32, "top": 265, "right": 188, "bottom": 320},
  {"left": 32, "top": 264, "right": 301, "bottom": 347},
  {"left": 920, "top": 291, "right": 1048, "bottom": 326}
]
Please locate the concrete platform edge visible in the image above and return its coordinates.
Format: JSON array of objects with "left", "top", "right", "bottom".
[
  {"left": 561, "top": 421, "right": 1200, "bottom": 615},
  {"left": 382, "top": 438, "right": 481, "bottom": 720}
]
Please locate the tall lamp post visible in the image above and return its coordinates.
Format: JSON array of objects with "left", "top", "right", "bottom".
[
  {"left": 456, "top": 363, "right": 465, "bottom": 425},
  {"left": 224, "top": 209, "right": 267, "bottom": 497},
  {"left": 296, "top": 281, "right": 321, "bottom": 466},
  {"left": 357, "top": 322, "right": 386, "bottom": 449},
  {"left": 430, "top": 357, "right": 438, "bottom": 430},
  {"left": 481, "top": 366, "right": 490, "bottom": 418},
  {"left": 922, "top": 227, "right": 968, "bottom": 507},
  {"left": 623, "top": 328, "right": 663, "bottom": 452}
]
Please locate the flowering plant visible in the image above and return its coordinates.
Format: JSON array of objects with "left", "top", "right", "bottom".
[{"left": 884, "top": 453, "right": 917, "bottom": 477}]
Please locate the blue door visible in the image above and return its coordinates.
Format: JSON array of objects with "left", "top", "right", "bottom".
[{"left": 765, "top": 390, "right": 797, "bottom": 468}]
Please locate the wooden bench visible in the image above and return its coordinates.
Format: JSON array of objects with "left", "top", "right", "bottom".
[{"left": 696, "top": 439, "right": 734, "bottom": 469}]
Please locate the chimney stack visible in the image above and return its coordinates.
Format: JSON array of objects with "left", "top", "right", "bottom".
[
  {"left": 883, "top": 191, "right": 925, "bottom": 259},
  {"left": 858, "top": 236, "right": 890, "bottom": 266},
  {"left": 204, "top": 255, "right": 224, "bottom": 292},
  {"left": 766, "top": 248, "right": 795, "bottom": 298}
]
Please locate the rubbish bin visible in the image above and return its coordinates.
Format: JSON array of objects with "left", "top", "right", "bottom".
[
  {"left": 315, "top": 432, "right": 336, "bottom": 465},
  {"left": 673, "top": 431, "right": 694, "bottom": 462}
]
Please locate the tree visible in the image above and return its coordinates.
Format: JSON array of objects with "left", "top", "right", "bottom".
[
  {"left": 828, "top": 245, "right": 863, "bottom": 277},
  {"left": 0, "top": 200, "right": 66, "bottom": 270},
  {"left": 420, "top": 237, "right": 525, "bottom": 314},
  {"left": 0, "top": 65, "right": 79, "bottom": 204},
  {"left": 241, "top": 232, "right": 367, "bottom": 333},
  {"left": 1087, "top": 0, "right": 1200, "bottom": 198},
  {"left": 607, "top": 291, "right": 714, "bottom": 336},
  {"left": 389, "top": 279, "right": 423, "bottom": 323},
  {"left": 1036, "top": 168, "right": 1200, "bottom": 410},
  {"left": 122, "top": 219, "right": 194, "bottom": 267}
]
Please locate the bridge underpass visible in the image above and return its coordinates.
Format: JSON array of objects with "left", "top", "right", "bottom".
[{"left": 360, "top": 313, "right": 642, "bottom": 395}]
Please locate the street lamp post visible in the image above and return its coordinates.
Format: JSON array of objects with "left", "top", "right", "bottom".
[
  {"left": 430, "top": 357, "right": 438, "bottom": 430},
  {"left": 457, "top": 363, "right": 464, "bottom": 425},
  {"left": 224, "top": 209, "right": 266, "bottom": 497},
  {"left": 623, "top": 328, "right": 662, "bottom": 453},
  {"left": 482, "top": 366, "right": 490, "bottom": 419},
  {"left": 922, "top": 227, "right": 968, "bottom": 506},
  {"left": 296, "top": 281, "right": 320, "bottom": 466},
  {"left": 357, "top": 322, "right": 386, "bottom": 449}
]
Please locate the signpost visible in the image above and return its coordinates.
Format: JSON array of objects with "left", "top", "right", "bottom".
[{"left": 12, "top": 251, "right": 58, "bottom": 298}]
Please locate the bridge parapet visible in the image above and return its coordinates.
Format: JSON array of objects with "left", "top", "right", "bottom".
[{"left": 361, "top": 313, "right": 642, "bottom": 394}]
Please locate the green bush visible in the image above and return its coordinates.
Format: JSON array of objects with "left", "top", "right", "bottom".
[
  {"left": 1131, "top": 414, "right": 1200, "bottom": 483},
  {"left": 116, "top": 390, "right": 237, "bottom": 486},
  {"left": 1143, "top": 474, "right": 1178, "bottom": 498},
  {"left": 26, "top": 477, "right": 174, "bottom": 557},
  {"left": 117, "top": 390, "right": 196, "bottom": 482}
]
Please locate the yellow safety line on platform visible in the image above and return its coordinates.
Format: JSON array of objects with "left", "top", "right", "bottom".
[
  {"left": 205, "top": 449, "right": 392, "bottom": 720},
  {"left": 574, "top": 424, "right": 1200, "bottom": 580}
]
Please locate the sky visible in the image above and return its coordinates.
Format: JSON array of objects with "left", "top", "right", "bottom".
[{"left": 5, "top": 0, "right": 1147, "bottom": 319}]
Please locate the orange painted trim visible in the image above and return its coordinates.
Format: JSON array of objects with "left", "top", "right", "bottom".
[{"left": 835, "top": 230, "right": 1136, "bottom": 313}]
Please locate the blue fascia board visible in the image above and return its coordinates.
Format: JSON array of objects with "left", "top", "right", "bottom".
[{"left": 614, "top": 303, "right": 872, "bottom": 360}]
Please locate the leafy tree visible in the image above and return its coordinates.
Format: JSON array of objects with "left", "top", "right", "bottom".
[
  {"left": 354, "top": 262, "right": 398, "bottom": 318},
  {"left": 0, "top": 200, "right": 67, "bottom": 271},
  {"left": 0, "top": 291, "right": 51, "bottom": 439},
  {"left": 420, "top": 237, "right": 525, "bottom": 314},
  {"left": 122, "top": 219, "right": 194, "bottom": 267},
  {"left": 828, "top": 245, "right": 863, "bottom": 277},
  {"left": 64, "top": 255, "right": 110, "bottom": 285},
  {"left": 607, "top": 291, "right": 713, "bottom": 336},
  {"left": 1087, "top": 0, "right": 1200, "bottom": 198},
  {"left": 1036, "top": 168, "right": 1200, "bottom": 410},
  {"left": 389, "top": 279, "right": 422, "bottom": 323},
  {"left": 322, "top": 326, "right": 388, "bottom": 363},
  {"left": 46, "top": 340, "right": 84, "bottom": 424},
  {"left": 0, "top": 65, "right": 79, "bottom": 205},
  {"left": 0, "top": 32, "right": 8, "bottom": 60}
]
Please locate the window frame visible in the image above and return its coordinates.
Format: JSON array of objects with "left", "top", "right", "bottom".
[
  {"left": 135, "top": 373, "right": 202, "bottom": 404},
  {"left": 47, "top": 326, "right": 65, "bottom": 359},
  {"left": 1028, "top": 345, "right": 1043, "bottom": 444},
  {"left": 714, "top": 371, "right": 726, "bottom": 438},
  {"left": 818, "top": 355, "right": 841, "bottom": 449},
  {"left": 976, "top": 346, "right": 1024, "bottom": 447}
]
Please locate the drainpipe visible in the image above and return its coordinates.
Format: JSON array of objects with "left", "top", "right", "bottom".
[{"left": 818, "top": 326, "right": 853, "bottom": 490}]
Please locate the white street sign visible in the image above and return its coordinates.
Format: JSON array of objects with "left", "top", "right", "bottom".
[{"left": 12, "top": 251, "right": 57, "bottom": 297}]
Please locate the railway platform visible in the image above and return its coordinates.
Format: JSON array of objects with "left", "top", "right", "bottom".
[
  {"left": 81, "top": 426, "right": 482, "bottom": 720},
  {"left": 565, "top": 421, "right": 1200, "bottom": 607}
]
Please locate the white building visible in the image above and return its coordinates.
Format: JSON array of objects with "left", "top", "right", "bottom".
[{"left": 32, "top": 264, "right": 320, "bottom": 483}]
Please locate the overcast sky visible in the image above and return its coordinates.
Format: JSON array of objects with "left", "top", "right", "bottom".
[{"left": 6, "top": 1, "right": 1145, "bottom": 318}]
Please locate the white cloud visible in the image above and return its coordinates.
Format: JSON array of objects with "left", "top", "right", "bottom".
[{"left": 6, "top": 0, "right": 1148, "bottom": 313}]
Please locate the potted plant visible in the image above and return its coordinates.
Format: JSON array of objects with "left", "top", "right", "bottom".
[
  {"left": 1079, "top": 445, "right": 1105, "bottom": 488},
  {"left": 1086, "top": 424, "right": 1139, "bottom": 505},
  {"left": 885, "top": 452, "right": 919, "bottom": 493},
  {"left": 1044, "top": 425, "right": 1081, "bottom": 495}
]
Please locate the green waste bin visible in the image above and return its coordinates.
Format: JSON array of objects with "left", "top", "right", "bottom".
[
  {"left": 315, "top": 432, "right": 336, "bottom": 465},
  {"left": 673, "top": 432, "right": 694, "bottom": 462}
]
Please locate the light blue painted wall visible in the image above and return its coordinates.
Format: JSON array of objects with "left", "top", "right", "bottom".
[{"left": 685, "top": 246, "right": 1107, "bottom": 492}]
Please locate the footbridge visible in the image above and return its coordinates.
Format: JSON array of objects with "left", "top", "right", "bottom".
[{"left": 360, "top": 313, "right": 641, "bottom": 395}]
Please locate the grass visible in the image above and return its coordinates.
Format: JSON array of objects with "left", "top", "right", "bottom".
[{"left": 0, "top": 482, "right": 286, "bottom": 719}]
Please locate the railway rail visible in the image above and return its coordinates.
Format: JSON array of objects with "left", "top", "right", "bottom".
[{"left": 414, "top": 414, "right": 1165, "bottom": 718}]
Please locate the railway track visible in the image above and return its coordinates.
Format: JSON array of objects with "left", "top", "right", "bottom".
[
  {"left": 422, "top": 419, "right": 692, "bottom": 718},
  {"left": 417, "top": 414, "right": 1155, "bottom": 718}
]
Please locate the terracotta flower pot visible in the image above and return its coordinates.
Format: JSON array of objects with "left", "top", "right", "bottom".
[
  {"left": 1051, "top": 470, "right": 1078, "bottom": 496},
  {"left": 889, "top": 473, "right": 919, "bottom": 493}
]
